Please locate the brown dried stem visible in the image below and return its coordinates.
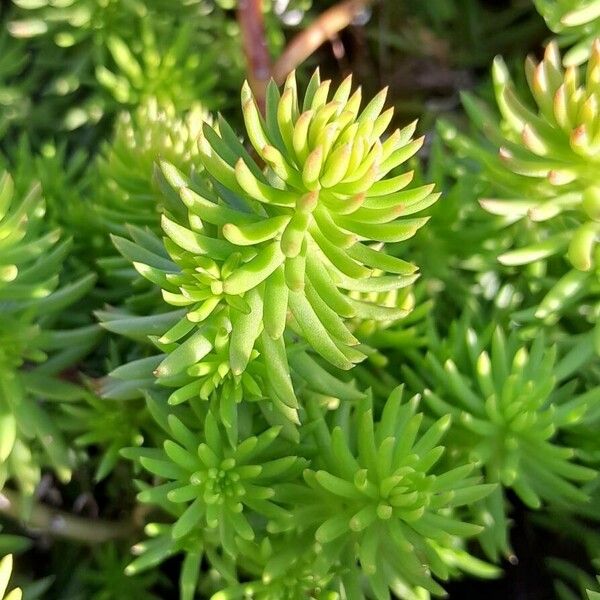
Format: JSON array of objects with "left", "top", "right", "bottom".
[
  {"left": 237, "top": 0, "right": 272, "bottom": 112},
  {"left": 0, "top": 488, "right": 136, "bottom": 544},
  {"left": 272, "top": 0, "right": 376, "bottom": 84}
]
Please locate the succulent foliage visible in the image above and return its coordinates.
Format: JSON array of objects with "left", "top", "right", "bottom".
[
  {"left": 0, "top": 171, "right": 97, "bottom": 493},
  {"left": 110, "top": 71, "right": 438, "bottom": 430},
  {"left": 0, "top": 2, "right": 599, "bottom": 600},
  {"left": 403, "top": 315, "right": 597, "bottom": 558}
]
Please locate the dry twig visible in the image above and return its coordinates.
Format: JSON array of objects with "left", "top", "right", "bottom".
[
  {"left": 272, "top": 0, "right": 376, "bottom": 84},
  {"left": 0, "top": 489, "right": 136, "bottom": 544},
  {"left": 237, "top": 0, "right": 272, "bottom": 111}
]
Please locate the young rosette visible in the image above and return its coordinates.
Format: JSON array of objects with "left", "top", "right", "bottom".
[
  {"left": 211, "top": 537, "right": 341, "bottom": 600},
  {"left": 96, "top": 21, "right": 220, "bottom": 111},
  {"left": 95, "top": 98, "right": 208, "bottom": 235},
  {"left": 275, "top": 388, "right": 494, "bottom": 599},
  {"left": 151, "top": 70, "right": 436, "bottom": 380},
  {"left": 403, "top": 318, "right": 596, "bottom": 559},
  {"left": 126, "top": 402, "right": 303, "bottom": 560}
]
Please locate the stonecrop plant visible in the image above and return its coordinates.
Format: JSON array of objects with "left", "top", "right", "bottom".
[
  {"left": 0, "top": 171, "right": 97, "bottom": 494},
  {"left": 107, "top": 71, "right": 437, "bottom": 421},
  {"left": 95, "top": 98, "right": 208, "bottom": 235},
  {"left": 485, "top": 41, "right": 600, "bottom": 273},
  {"left": 281, "top": 389, "right": 495, "bottom": 599},
  {"left": 403, "top": 314, "right": 596, "bottom": 559},
  {"left": 441, "top": 38, "right": 600, "bottom": 341},
  {"left": 0, "top": 2, "right": 598, "bottom": 599},
  {"left": 7, "top": 0, "right": 239, "bottom": 135}
]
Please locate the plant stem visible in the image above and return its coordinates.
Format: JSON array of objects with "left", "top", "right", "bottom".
[
  {"left": 237, "top": 0, "right": 272, "bottom": 112},
  {"left": 272, "top": 0, "right": 376, "bottom": 84},
  {"left": 0, "top": 488, "right": 136, "bottom": 544}
]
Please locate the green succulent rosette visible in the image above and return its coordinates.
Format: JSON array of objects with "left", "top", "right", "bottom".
[
  {"left": 486, "top": 41, "right": 600, "bottom": 273},
  {"left": 96, "top": 98, "right": 209, "bottom": 235},
  {"left": 193, "top": 69, "right": 438, "bottom": 367},
  {"left": 114, "top": 70, "right": 437, "bottom": 422},
  {"left": 197, "top": 69, "right": 437, "bottom": 367},
  {"left": 441, "top": 39, "right": 600, "bottom": 331},
  {"left": 403, "top": 316, "right": 597, "bottom": 559},
  {"left": 8, "top": 0, "right": 234, "bottom": 129},
  {"left": 461, "top": 41, "right": 600, "bottom": 272},
  {"left": 274, "top": 388, "right": 496, "bottom": 599},
  {"left": 211, "top": 536, "right": 340, "bottom": 600},
  {"left": 96, "top": 20, "right": 220, "bottom": 112},
  {"left": 128, "top": 407, "right": 303, "bottom": 558}
]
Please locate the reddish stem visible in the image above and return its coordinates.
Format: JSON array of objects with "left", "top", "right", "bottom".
[
  {"left": 272, "top": 0, "right": 376, "bottom": 85},
  {"left": 237, "top": 0, "right": 272, "bottom": 112}
]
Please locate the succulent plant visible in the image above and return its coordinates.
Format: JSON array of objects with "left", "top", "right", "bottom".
[
  {"left": 442, "top": 39, "right": 600, "bottom": 332},
  {"left": 403, "top": 315, "right": 597, "bottom": 558},
  {"left": 8, "top": 0, "right": 236, "bottom": 130},
  {"left": 280, "top": 389, "right": 493, "bottom": 598},
  {"left": 121, "top": 387, "right": 498, "bottom": 600},
  {"left": 113, "top": 70, "right": 437, "bottom": 420},
  {"left": 275, "top": 387, "right": 494, "bottom": 599},
  {"left": 0, "top": 170, "right": 98, "bottom": 493},
  {"left": 404, "top": 133, "right": 531, "bottom": 322},
  {"left": 95, "top": 98, "right": 209, "bottom": 236},
  {"left": 0, "top": 1, "right": 598, "bottom": 596},
  {"left": 211, "top": 536, "right": 340, "bottom": 600},
  {"left": 487, "top": 41, "right": 600, "bottom": 272},
  {"left": 129, "top": 404, "right": 303, "bottom": 558},
  {"left": 2, "top": 138, "right": 95, "bottom": 255},
  {"left": 200, "top": 69, "right": 437, "bottom": 361},
  {"left": 8, "top": 0, "right": 147, "bottom": 130},
  {"left": 96, "top": 20, "right": 220, "bottom": 112}
]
